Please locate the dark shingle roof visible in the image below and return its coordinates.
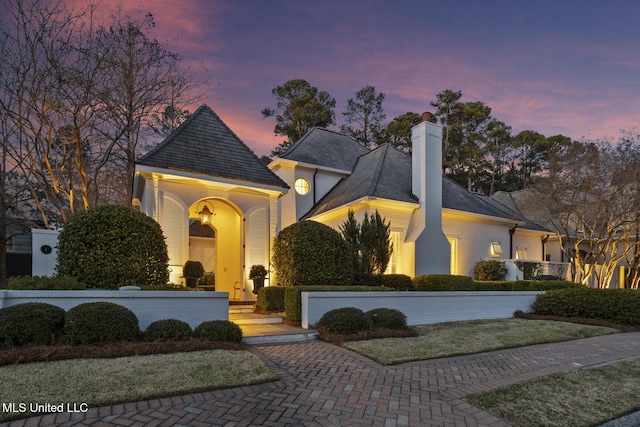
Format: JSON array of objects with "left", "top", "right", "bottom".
[
  {"left": 137, "top": 105, "right": 288, "bottom": 189},
  {"left": 302, "top": 144, "right": 416, "bottom": 218},
  {"left": 302, "top": 143, "right": 549, "bottom": 232},
  {"left": 279, "top": 127, "right": 369, "bottom": 171}
]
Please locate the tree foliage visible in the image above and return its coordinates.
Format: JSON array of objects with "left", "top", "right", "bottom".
[
  {"left": 340, "top": 85, "right": 386, "bottom": 148},
  {"left": 340, "top": 210, "right": 393, "bottom": 283},
  {"left": 262, "top": 79, "right": 336, "bottom": 155}
]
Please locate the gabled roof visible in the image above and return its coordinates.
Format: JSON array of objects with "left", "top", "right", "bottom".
[
  {"left": 302, "top": 144, "right": 416, "bottom": 218},
  {"left": 303, "top": 143, "right": 549, "bottom": 231},
  {"left": 278, "top": 127, "right": 369, "bottom": 171},
  {"left": 137, "top": 105, "right": 288, "bottom": 189}
]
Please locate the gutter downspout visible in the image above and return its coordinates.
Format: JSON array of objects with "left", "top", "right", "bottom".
[
  {"left": 509, "top": 225, "right": 517, "bottom": 259},
  {"left": 542, "top": 235, "right": 549, "bottom": 261},
  {"left": 312, "top": 169, "right": 318, "bottom": 203}
]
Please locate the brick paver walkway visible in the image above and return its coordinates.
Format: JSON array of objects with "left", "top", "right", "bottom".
[{"left": 3, "top": 332, "right": 640, "bottom": 427}]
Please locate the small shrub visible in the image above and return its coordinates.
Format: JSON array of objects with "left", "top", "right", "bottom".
[
  {"left": 316, "top": 307, "right": 372, "bottom": 334},
  {"left": 272, "top": 220, "right": 353, "bottom": 286},
  {"left": 193, "top": 320, "right": 242, "bottom": 342},
  {"left": 200, "top": 272, "right": 216, "bottom": 287},
  {"left": 7, "top": 275, "right": 86, "bottom": 290},
  {"left": 366, "top": 308, "right": 408, "bottom": 330},
  {"left": 183, "top": 261, "right": 205, "bottom": 278},
  {"left": 144, "top": 319, "right": 192, "bottom": 341},
  {"left": 413, "top": 274, "right": 475, "bottom": 291},
  {"left": 64, "top": 302, "right": 140, "bottom": 344},
  {"left": 256, "top": 286, "right": 286, "bottom": 312},
  {"left": 379, "top": 274, "right": 415, "bottom": 291},
  {"left": 0, "top": 303, "right": 65, "bottom": 348},
  {"left": 473, "top": 260, "right": 507, "bottom": 281}
]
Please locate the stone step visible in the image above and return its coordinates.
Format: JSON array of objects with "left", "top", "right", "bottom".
[
  {"left": 229, "top": 313, "right": 284, "bottom": 325},
  {"left": 229, "top": 306, "right": 256, "bottom": 314}
]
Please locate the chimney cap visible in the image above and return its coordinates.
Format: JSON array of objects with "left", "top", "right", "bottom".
[{"left": 422, "top": 112, "right": 435, "bottom": 123}]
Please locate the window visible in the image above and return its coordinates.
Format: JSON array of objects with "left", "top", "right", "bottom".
[
  {"left": 490, "top": 241, "right": 502, "bottom": 257},
  {"left": 294, "top": 177, "right": 310, "bottom": 195},
  {"left": 516, "top": 247, "right": 528, "bottom": 260},
  {"left": 448, "top": 238, "right": 458, "bottom": 275}
]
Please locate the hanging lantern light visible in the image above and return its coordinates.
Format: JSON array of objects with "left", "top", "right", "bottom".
[{"left": 198, "top": 202, "right": 213, "bottom": 225}]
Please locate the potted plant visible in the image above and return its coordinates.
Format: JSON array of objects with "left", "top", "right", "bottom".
[
  {"left": 183, "top": 260, "right": 205, "bottom": 288},
  {"left": 249, "top": 264, "right": 268, "bottom": 294}
]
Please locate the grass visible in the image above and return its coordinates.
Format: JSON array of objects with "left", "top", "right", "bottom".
[
  {"left": 467, "top": 358, "right": 640, "bottom": 427},
  {"left": 342, "top": 318, "right": 618, "bottom": 365},
  {"left": 0, "top": 349, "right": 278, "bottom": 423}
]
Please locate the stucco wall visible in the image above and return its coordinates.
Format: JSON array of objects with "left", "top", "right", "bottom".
[
  {"left": 301, "top": 291, "right": 542, "bottom": 328},
  {"left": 0, "top": 290, "right": 228, "bottom": 330}
]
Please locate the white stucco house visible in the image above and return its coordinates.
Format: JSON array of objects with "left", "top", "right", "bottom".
[{"left": 133, "top": 105, "right": 557, "bottom": 301}]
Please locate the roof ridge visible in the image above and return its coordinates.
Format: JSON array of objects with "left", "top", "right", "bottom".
[{"left": 366, "top": 144, "right": 389, "bottom": 196}]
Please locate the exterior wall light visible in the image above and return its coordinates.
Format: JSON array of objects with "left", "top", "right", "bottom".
[{"left": 197, "top": 202, "right": 214, "bottom": 225}]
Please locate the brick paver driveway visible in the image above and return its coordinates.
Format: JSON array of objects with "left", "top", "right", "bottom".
[{"left": 3, "top": 332, "right": 640, "bottom": 427}]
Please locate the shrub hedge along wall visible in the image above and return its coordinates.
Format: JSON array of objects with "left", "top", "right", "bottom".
[{"left": 57, "top": 205, "right": 169, "bottom": 289}]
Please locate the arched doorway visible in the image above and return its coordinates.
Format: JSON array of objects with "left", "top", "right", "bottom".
[{"left": 189, "top": 199, "right": 244, "bottom": 300}]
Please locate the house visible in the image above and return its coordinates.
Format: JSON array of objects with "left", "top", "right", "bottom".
[{"left": 133, "top": 105, "right": 556, "bottom": 300}]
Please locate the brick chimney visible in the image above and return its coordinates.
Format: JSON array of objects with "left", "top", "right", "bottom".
[{"left": 410, "top": 112, "right": 450, "bottom": 275}]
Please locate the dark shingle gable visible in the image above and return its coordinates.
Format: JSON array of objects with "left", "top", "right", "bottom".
[
  {"left": 138, "top": 105, "right": 288, "bottom": 189},
  {"left": 279, "top": 127, "right": 369, "bottom": 171}
]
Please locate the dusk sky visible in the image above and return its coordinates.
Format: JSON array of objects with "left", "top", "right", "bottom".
[{"left": 101, "top": 1, "right": 640, "bottom": 155}]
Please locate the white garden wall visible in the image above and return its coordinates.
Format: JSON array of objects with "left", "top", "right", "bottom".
[
  {"left": 0, "top": 290, "right": 228, "bottom": 330},
  {"left": 301, "top": 291, "right": 542, "bottom": 329}
]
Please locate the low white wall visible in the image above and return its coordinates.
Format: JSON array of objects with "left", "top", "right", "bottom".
[
  {"left": 0, "top": 290, "right": 228, "bottom": 330},
  {"left": 301, "top": 291, "right": 542, "bottom": 329}
]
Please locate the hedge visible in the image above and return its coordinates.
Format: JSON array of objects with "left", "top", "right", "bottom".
[
  {"left": 413, "top": 275, "right": 578, "bottom": 291},
  {"left": 413, "top": 274, "right": 476, "bottom": 291},
  {"left": 532, "top": 288, "right": 640, "bottom": 325},
  {"left": 7, "top": 275, "right": 86, "bottom": 290},
  {"left": 256, "top": 286, "right": 287, "bottom": 312}
]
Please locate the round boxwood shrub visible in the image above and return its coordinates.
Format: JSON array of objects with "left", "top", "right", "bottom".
[
  {"left": 193, "top": 320, "right": 242, "bottom": 342},
  {"left": 64, "top": 302, "right": 140, "bottom": 344},
  {"left": 272, "top": 220, "right": 353, "bottom": 286},
  {"left": 474, "top": 260, "right": 507, "bottom": 281},
  {"left": 0, "top": 303, "right": 65, "bottom": 348},
  {"left": 366, "top": 308, "right": 408, "bottom": 330},
  {"left": 380, "top": 274, "right": 415, "bottom": 291},
  {"left": 57, "top": 205, "right": 169, "bottom": 289},
  {"left": 316, "top": 307, "right": 372, "bottom": 334},
  {"left": 144, "top": 319, "right": 192, "bottom": 341}
]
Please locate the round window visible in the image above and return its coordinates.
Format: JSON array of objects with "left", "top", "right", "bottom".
[{"left": 294, "top": 177, "right": 310, "bottom": 195}]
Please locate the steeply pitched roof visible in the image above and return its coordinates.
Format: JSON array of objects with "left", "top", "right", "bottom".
[
  {"left": 302, "top": 144, "right": 416, "bottom": 218},
  {"left": 278, "top": 127, "right": 369, "bottom": 171},
  {"left": 303, "top": 143, "right": 549, "bottom": 231},
  {"left": 137, "top": 105, "right": 288, "bottom": 189}
]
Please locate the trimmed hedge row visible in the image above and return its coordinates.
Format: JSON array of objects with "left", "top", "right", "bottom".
[
  {"left": 256, "top": 286, "right": 287, "bottom": 312},
  {"left": 8, "top": 275, "right": 86, "bottom": 290},
  {"left": 532, "top": 288, "right": 640, "bottom": 325},
  {"left": 0, "top": 302, "right": 242, "bottom": 348},
  {"left": 414, "top": 275, "right": 579, "bottom": 292}
]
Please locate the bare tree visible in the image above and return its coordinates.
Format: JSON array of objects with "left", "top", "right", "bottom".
[{"left": 535, "top": 139, "right": 640, "bottom": 288}]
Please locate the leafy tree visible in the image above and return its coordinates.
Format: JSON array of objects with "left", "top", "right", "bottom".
[
  {"left": 340, "top": 85, "right": 386, "bottom": 148},
  {"left": 262, "top": 79, "right": 336, "bottom": 155},
  {"left": 483, "top": 120, "right": 512, "bottom": 195},
  {"left": 385, "top": 112, "right": 422, "bottom": 155}
]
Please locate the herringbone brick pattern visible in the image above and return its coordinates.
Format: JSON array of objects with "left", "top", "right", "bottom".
[{"left": 3, "top": 332, "right": 640, "bottom": 427}]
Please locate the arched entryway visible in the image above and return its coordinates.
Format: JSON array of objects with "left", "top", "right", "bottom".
[{"left": 189, "top": 199, "right": 244, "bottom": 300}]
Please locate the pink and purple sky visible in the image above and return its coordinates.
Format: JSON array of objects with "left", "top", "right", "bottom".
[{"left": 82, "top": 1, "right": 640, "bottom": 155}]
